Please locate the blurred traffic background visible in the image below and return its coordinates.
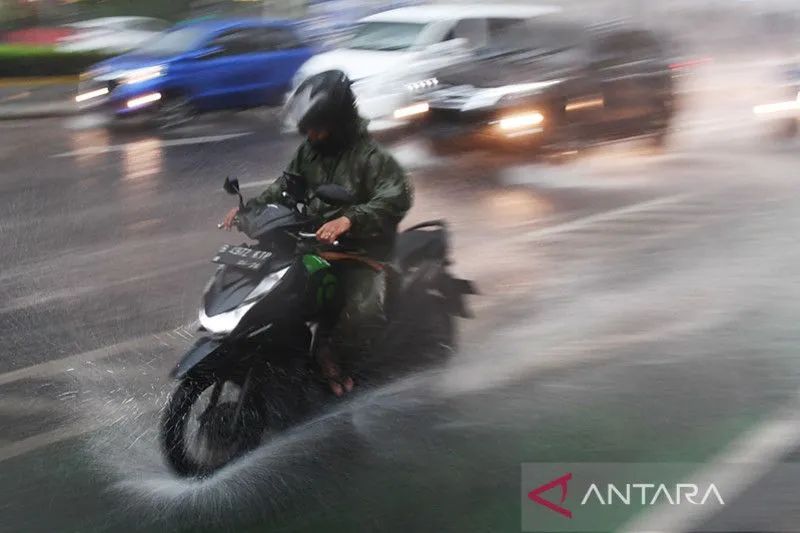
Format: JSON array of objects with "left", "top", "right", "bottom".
[
  {"left": 1, "top": 0, "right": 799, "bottom": 130},
  {"left": 2, "top": 0, "right": 800, "bottom": 532},
  {"left": 0, "top": 0, "right": 800, "bottom": 133}
]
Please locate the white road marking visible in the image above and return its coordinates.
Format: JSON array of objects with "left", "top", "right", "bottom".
[
  {"left": 0, "top": 395, "right": 63, "bottom": 416},
  {"left": 0, "top": 258, "right": 208, "bottom": 314},
  {"left": 0, "top": 327, "right": 193, "bottom": 387},
  {"left": 0, "top": 91, "right": 30, "bottom": 103},
  {"left": 501, "top": 162, "right": 668, "bottom": 191},
  {"left": 621, "top": 394, "right": 800, "bottom": 533},
  {"left": 512, "top": 193, "right": 693, "bottom": 243},
  {"left": 51, "top": 132, "right": 253, "bottom": 158},
  {"left": 0, "top": 420, "right": 110, "bottom": 463}
]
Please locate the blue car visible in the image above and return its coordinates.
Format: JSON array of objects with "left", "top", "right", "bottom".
[{"left": 76, "top": 19, "right": 314, "bottom": 128}]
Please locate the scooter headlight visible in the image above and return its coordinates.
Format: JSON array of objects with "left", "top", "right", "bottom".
[
  {"left": 198, "top": 266, "right": 290, "bottom": 335},
  {"left": 199, "top": 302, "right": 257, "bottom": 335}
]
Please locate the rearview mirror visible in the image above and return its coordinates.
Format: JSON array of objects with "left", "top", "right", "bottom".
[
  {"left": 315, "top": 184, "right": 354, "bottom": 207},
  {"left": 223, "top": 176, "right": 240, "bottom": 195},
  {"left": 223, "top": 176, "right": 244, "bottom": 208},
  {"left": 284, "top": 172, "right": 308, "bottom": 203}
]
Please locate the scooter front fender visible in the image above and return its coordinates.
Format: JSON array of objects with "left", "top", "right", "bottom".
[{"left": 170, "top": 337, "right": 224, "bottom": 379}]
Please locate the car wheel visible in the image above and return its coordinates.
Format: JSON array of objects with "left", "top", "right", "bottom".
[{"left": 156, "top": 95, "right": 195, "bottom": 130}]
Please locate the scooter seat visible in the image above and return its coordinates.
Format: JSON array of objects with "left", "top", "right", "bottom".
[{"left": 393, "top": 220, "right": 448, "bottom": 271}]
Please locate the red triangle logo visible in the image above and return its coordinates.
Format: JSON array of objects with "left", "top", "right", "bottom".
[{"left": 527, "top": 472, "right": 573, "bottom": 519}]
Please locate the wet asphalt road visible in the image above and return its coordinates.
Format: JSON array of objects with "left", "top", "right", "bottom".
[{"left": 1, "top": 60, "right": 800, "bottom": 532}]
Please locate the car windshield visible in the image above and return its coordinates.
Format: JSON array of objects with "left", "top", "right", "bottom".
[
  {"left": 345, "top": 22, "right": 426, "bottom": 51},
  {"left": 133, "top": 26, "right": 205, "bottom": 56},
  {"left": 481, "top": 20, "right": 580, "bottom": 59},
  {"left": 480, "top": 21, "right": 542, "bottom": 56}
]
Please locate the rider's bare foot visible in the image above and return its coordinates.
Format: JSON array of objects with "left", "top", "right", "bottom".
[
  {"left": 317, "top": 346, "right": 353, "bottom": 397},
  {"left": 328, "top": 376, "right": 354, "bottom": 397},
  {"left": 339, "top": 376, "right": 354, "bottom": 395}
]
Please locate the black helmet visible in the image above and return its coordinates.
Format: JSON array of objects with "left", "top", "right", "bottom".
[{"left": 284, "top": 70, "right": 358, "bottom": 135}]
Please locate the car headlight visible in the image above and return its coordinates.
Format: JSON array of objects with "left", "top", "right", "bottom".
[
  {"left": 394, "top": 102, "right": 429, "bottom": 119},
  {"left": 405, "top": 77, "right": 438, "bottom": 93},
  {"left": 121, "top": 65, "right": 165, "bottom": 85},
  {"left": 753, "top": 92, "right": 800, "bottom": 116},
  {"left": 496, "top": 111, "right": 544, "bottom": 131}
]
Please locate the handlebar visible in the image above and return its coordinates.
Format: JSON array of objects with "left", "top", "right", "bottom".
[
  {"left": 217, "top": 212, "right": 342, "bottom": 247},
  {"left": 217, "top": 214, "right": 241, "bottom": 230},
  {"left": 298, "top": 231, "right": 339, "bottom": 247}
]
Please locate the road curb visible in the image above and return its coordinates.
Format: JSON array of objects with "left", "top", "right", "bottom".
[{"left": 0, "top": 76, "right": 78, "bottom": 88}]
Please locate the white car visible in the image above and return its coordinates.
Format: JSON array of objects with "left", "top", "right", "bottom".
[
  {"left": 57, "top": 17, "right": 170, "bottom": 54},
  {"left": 288, "top": 3, "right": 561, "bottom": 131}
]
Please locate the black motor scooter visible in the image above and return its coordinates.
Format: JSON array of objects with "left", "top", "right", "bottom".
[{"left": 160, "top": 176, "right": 475, "bottom": 477}]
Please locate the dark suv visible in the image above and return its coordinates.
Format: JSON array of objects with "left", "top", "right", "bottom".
[{"left": 408, "top": 17, "right": 676, "bottom": 155}]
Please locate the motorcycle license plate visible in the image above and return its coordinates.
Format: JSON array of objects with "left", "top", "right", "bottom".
[{"left": 212, "top": 245, "right": 271, "bottom": 271}]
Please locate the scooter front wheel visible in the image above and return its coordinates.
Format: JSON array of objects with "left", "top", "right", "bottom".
[{"left": 160, "top": 373, "right": 263, "bottom": 477}]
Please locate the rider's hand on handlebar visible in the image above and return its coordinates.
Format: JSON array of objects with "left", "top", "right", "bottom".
[
  {"left": 316, "top": 216, "right": 352, "bottom": 244},
  {"left": 221, "top": 206, "right": 240, "bottom": 231}
]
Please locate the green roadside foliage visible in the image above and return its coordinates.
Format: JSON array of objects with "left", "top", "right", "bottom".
[{"left": 0, "top": 45, "right": 110, "bottom": 78}]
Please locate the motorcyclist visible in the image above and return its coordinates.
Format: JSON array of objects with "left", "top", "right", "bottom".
[{"left": 221, "top": 70, "right": 413, "bottom": 397}]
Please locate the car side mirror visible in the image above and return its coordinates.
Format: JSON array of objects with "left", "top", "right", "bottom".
[
  {"left": 315, "top": 184, "right": 354, "bottom": 207},
  {"left": 223, "top": 176, "right": 240, "bottom": 195}
]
